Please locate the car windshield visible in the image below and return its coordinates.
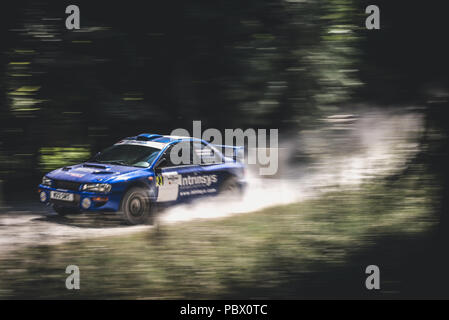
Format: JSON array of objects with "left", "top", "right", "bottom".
[{"left": 92, "top": 144, "right": 162, "bottom": 168}]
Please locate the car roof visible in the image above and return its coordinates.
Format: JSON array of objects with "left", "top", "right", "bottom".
[{"left": 121, "top": 133, "right": 203, "bottom": 146}]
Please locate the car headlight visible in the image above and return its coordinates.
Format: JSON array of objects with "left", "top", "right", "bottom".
[
  {"left": 42, "top": 176, "right": 52, "bottom": 186},
  {"left": 82, "top": 183, "right": 112, "bottom": 193}
]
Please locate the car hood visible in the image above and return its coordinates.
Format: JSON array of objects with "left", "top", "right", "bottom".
[{"left": 46, "top": 162, "right": 145, "bottom": 184}]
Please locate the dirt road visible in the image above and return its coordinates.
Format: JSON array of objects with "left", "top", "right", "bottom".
[{"left": 0, "top": 108, "right": 424, "bottom": 256}]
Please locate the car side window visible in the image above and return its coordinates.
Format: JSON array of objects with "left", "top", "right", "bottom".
[
  {"left": 193, "top": 142, "right": 223, "bottom": 165},
  {"left": 159, "top": 142, "right": 194, "bottom": 168}
]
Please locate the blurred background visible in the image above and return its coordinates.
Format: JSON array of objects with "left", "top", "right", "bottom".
[{"left": 0, "top": 0, "right": 449, "bottom": 299}]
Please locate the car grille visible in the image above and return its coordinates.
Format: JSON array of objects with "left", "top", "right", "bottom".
[{"left": 53, "top": 180, "right": 81, "bottom": 191}]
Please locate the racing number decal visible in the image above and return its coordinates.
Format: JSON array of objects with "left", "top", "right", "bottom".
[
  {"left": 156, "top": 172, "right": 181, "bottom": 202},
  {"left": 156, "top": 175, "right": 164, "bottom": 186}
]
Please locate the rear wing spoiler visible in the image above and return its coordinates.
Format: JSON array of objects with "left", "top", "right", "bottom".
[{"left": 211, "top": 144, "right": 244, "bottom": 163}]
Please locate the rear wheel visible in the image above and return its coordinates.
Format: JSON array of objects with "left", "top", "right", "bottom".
[
  {"left": 120, "top": 187, "right": 153, "bottom": 225},
  {"left": 219, "top": 176, "right": 241, "bottom": 197}
]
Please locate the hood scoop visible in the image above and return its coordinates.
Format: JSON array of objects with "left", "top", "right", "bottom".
[{"left": 81, "top": 163, "right": 117, "bottom": 175}]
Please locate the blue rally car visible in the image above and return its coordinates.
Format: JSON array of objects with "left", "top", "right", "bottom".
[{"left": 38, "top": 134, "right": 245, "bottom": 224}]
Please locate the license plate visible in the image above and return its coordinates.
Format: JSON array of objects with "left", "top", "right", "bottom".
[{"left": 50, "top": 191, "right": 74, "bottom": 202}]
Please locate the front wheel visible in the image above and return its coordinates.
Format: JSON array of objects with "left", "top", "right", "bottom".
[{"left": 120, "top": 187, "right": 153, "bottom": 225}]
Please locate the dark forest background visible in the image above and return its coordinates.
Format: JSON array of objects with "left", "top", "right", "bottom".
[
  {"left": 1, "top": 0, "right": 449, "bottom": 298},
  {"left": 1, "top": 1, "right": 448, "bottom": 193}
]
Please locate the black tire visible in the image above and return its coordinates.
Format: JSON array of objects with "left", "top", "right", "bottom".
[
  {"left": 219, "top": 176, "right": 241, "bottom": 197},
  {"left": 120, "top": 187, "right": 154, "bottom": 225},
  {"left": 52, "top": 205, "right": 80, "bottom": 216}
]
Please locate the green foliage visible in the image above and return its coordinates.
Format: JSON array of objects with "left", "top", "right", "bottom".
[
  {"left": 0, "top": 0, "right": 365, "bottom": 186},
  {"left": 39, "top": 146, "right": 90, "bottom": 172},
  {"left": 0, "top": 170, "right": 437, "bottom": 299}
]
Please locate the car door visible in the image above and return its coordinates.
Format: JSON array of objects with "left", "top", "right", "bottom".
[
  {"left": 191, "top": 141, "right": 224, "bottom": 195},
  {"left": 155, "top": 142, "right": 205, "bottom": 202}
]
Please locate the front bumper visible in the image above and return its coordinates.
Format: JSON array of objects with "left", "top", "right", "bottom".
[{"left": 37, "top": 184, "right": 122, "bottom": 212}]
